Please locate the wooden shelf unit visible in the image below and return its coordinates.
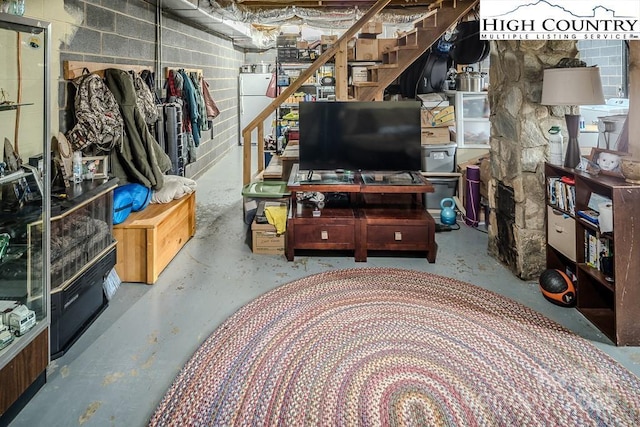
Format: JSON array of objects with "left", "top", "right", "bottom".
[
  {"left": 286, "top": 165, "right": 437, "bottom": 262},
  {"left": 545, "top": 163, "right": 640, "bottom": 345}
]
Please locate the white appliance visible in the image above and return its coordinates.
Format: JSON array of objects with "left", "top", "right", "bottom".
[
  {"left": 239, "top": 73, "right": 276, "bottom": 145},
  {"left": 579, "top": 98, "right": 629, "bottom": 149}
]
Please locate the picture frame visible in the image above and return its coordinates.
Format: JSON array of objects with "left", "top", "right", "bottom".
[
  {"left": 81, "top": 156, "right": 108, "bottom": 180},
  {"left": 588, "top": 148, "right": 628, "bottom": 178}
]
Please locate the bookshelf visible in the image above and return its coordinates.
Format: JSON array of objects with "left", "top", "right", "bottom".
[{"left": 545, "top": 163, "right": 640, "bottom": 345}]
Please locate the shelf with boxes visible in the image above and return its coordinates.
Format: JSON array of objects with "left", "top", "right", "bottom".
[
  {"left": 345, "top": 21, "right": 397, "bottom": 97},
  {"left": 274, "top": 42, "right": 335, "bottom": 156},
  {"left": 545, "top": 162, "right": 640, "bottom": 345},
  {"left": 418, "top": 94, "right": 459, "bottom": 214}
]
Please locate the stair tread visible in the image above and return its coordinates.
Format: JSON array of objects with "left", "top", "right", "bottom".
[
  {"left": 389, "top": 45, "right": 420, "bottom": 52},
  {"left": 405, "top": 27, "right": 435, "bottom": 35},
  {"left": 369, "top": 64, "right": 399, "bottom": 70},
  {"left": 352, "top": 82, "right": 380, "bottom": 87}
]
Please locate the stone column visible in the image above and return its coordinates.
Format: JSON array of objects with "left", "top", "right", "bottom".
[{"left": 487, "top": 40, "right": 578, "bottom": 280}]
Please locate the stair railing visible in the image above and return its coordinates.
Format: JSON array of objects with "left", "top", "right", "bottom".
[{"left": 242, "top": 0, "right": 393, "bottom": 185}]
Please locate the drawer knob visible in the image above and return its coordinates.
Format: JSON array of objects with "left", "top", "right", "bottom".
[
  {"left": 395, "top": 231, "right": 402, "bottom": 241},
  {"left": 555, "top": 225, "right": 564, "bottom": 233},
  {"left": 321, "top": 230, "right": 328, "bottom": 240}
]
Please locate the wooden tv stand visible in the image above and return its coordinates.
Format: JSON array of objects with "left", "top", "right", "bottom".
[{"left": 285, "top": 165, "right": 437, "bottom": 262}]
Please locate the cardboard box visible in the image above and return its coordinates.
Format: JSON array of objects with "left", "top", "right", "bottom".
[
  {"left": 361, "top": 20, "right": 383, "bottom": 34},
  {"left": 347, "top": 47, "right": 356, "bottom": 61},
  {"left": 421, "top": 127, "right": 451, "bottom": 145},
  {"left": 351, "top": 66, "right": 368, "bottom": 83},
  {"left": 347, "top": 37, "right": 357, "bottom": 61},
  {"left": 252, "top": 220, "right": 285, "bottom": 255},
  {"left": 296, "top": 40, "right": 309, "bottom": 49},
  {"left": 321, "top": 35, "right": 338, "bottom": 45},
  {"left": 421, "top": 106, "right": 455, "bottom": 128},
  {"left": 277, "top": 34, "right": 298, "bottom": 47},
  {"left": 377, "top": 38, "right": 397, "bottom": 56},
  {"left": 356, "top": 38, "right": 379, "bottom": 61}
]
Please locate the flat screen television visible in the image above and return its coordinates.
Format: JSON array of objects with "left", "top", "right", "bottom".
[{"left": 298, "top": 101, "right": 422, "bottom": 172}]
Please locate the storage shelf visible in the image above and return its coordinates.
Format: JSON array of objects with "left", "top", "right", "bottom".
[
  {"left": 276, "top": 55, "right": 335, "bottom": 140},
  {"left": 578, "top": 307, "right": 615, "bottom": 339},
  {"left": 578, "top": 263, "right": 615, "bottom": 292},
  {"left": 545, "top": 162, "right": 640, "bottom": 346}
]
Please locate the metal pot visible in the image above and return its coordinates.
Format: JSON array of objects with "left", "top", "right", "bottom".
[
  {"left": 455, "top": 67, "right": 485, "bottom": 92},
  {"left": 253, "top": 63, "right": 271, "bottom": 73},
  {"left": 240, "top": 64, "right": 254, "bottom": 73}
]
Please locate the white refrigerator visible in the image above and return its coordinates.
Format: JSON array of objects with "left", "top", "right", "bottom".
[{"left": 239, "top": 73, "right": 276, "bottom": 145}]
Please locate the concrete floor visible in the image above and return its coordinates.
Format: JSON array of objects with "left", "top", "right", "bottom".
[{"left": 9, "top": 145, "right": 640, "bottom": 426}]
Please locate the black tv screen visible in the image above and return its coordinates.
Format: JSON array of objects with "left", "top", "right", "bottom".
[{"left": 298, "top": 101, "right": 422, "bottom": 172}]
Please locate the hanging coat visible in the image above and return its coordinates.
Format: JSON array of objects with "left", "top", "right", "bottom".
[
  {"left": 189, "top": 72, "right": 207, "bottom": 131},
  {"left": 104, "top": 68, "right": 172, "bottom": 190},
  {"left": 179, "top": 69, "right": 201, "bottom": 147},
  {"left": 201, "top": 77, "right": 220, "bottom": 120}
]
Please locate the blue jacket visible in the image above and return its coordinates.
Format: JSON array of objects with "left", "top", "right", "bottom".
[{"left": 179, "top": 69, "right": 201, "bottom": 147}]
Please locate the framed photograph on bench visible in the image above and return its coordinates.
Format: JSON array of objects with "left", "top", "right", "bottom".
[
  {"left": 589, "top": 148, "right": 627, "bottom": 178},
  {"left": 81, "top": 155, "right": 108, "bottom": 180}
]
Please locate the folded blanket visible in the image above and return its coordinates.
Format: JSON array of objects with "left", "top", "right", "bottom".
[{"left": 151, "top": 175, "right": 197, "bottom": 204}]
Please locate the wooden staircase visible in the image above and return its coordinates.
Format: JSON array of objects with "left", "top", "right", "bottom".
[
  {"left": 355, "top": 0, "right": 479, "bottom": 101},
  {"left": 243, "top": 0, "right": 479, "bottom": 185}
]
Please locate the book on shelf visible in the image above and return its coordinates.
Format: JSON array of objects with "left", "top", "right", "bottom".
[
  {"left": 577, "top": 209, "right": 599, "bottom": 225},
  {"left": 547, "top": 176, "right": 575, "bottom": 215},
  {"left": 583, "top": 229, "right": 612, "bottom": 271}
]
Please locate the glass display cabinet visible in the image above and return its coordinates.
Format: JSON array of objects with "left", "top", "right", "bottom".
[{"left": 0, "top": 13, "right": 51, "bottom": 423}]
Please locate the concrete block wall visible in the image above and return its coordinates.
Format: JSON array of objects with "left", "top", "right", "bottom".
[
  {"left": 59, "top": 0, "right": 245, "bottom": 179},
  {"left": 578, "top": 40, "right": 627, "bottom": 99}
]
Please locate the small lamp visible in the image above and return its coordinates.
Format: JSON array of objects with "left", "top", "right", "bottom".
[{"left": 541, "top": 67, "right": 605, "bottom": 168}]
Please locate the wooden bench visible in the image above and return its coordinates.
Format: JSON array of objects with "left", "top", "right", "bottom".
[{"left": 113, "top": 192, "right": 196, "bottom": 284}]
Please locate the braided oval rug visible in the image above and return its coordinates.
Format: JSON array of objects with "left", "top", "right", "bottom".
[{"left": 149, "top": 268, "right": 640, "bottom": 426}]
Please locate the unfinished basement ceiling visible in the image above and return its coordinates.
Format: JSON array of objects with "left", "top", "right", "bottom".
[
  {"left": 161, "top": 0, "right": 443, "bottom": 49},
  {"left": 205, "top": 0, "right": 440, "bottom": 25}
]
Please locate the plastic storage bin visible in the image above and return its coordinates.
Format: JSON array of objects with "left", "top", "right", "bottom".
[
  {"left": 242, "top": 181, "right": 291, "bottom": 224},
  {"left": 421, "top": 143, "right": 457, "bottom": 173},
  {"left": 425, "top": 177, "right": 458, "bottom": 210}
]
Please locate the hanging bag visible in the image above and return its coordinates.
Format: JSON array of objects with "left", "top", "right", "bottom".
[
  {"left": 66, "top": 70, "right": 124, "bottom": 152},
  {"left": 265, "top": 72, "right": 277, "bottom": 98},
  {"left": 449, "top": 20, "right": 490, "bottom": 65}
]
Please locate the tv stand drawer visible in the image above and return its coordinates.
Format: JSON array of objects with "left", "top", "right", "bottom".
[
  {"left": 293, "top": 223, "right": 355, "bottom": 249},
  {"left": 365, "top": 225, "right": 429, "bottom": 249}
]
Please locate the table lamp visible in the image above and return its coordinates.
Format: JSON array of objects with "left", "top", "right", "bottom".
[{"left": 541, "top": 67, "right": 605, "bottom": 168}]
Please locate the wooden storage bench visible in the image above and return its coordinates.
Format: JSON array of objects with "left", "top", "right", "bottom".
[{"left": 113, "top": 192, "right": 196, "bottom": 284}]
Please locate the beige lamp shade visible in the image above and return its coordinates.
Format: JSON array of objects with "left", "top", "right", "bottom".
[{"left": 541, "top": 67, "right": 605, "bottom": 106}]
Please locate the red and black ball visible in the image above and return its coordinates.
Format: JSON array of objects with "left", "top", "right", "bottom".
[{"left": 539, "top": 269, "right": 576, "bottom": 306}]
